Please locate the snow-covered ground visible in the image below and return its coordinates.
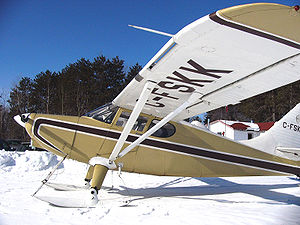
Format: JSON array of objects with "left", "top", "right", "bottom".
[{"left": 1, "top": 150, "right": 300, "bottom": 225}]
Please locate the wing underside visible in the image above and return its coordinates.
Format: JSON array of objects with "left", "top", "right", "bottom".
[{"left": 113, "top": 3, "right": 300, "bottom": 121}]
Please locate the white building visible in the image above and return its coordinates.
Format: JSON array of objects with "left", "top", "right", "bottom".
[{"left": 208, "top": 120, "right": 274, "bottom": 141}]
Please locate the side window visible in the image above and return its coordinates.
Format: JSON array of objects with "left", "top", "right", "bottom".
[
  {"left": 148, "top": 119, "right": 176, "bottom": 138},
  {"left": 86, "top": 104, "right": 118, "bottom": 124},
  {"left": 116, "top": 111, "right": 130, "bottom": 127},
  {"left": 116, "top": 111, "right": 148, "bottom": 132},
  {"left": 93, "top": 110, "right": 117, "bottom": 124},
  {"left": 133, "top": 116, "right": 148, "bottom": 131}
]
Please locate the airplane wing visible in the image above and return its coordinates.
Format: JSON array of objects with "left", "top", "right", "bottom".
[{"left": 113, "top": 3, "right": 300, "bottom": 121}]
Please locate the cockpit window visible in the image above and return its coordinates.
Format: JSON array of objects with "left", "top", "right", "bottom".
[
  {"left": 85, "top": 103, "right": 118, "bottom": 124},
  {"left": 148, "top": 119, "right": 176, "bottom": 138}
]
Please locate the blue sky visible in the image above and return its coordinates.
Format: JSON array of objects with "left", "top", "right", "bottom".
[{"left": 0, "top": 0, "right": 298, "bottom": 93}]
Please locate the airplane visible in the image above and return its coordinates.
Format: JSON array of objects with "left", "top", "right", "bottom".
[{"left": 14, "top": 3, "right": 300, "bottom": 207}]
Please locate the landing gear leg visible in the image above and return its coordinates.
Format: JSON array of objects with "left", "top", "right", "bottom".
[
  {"left": 84, "top": 165, "right": 94, "bottom": 188},
  {"left": 89, "top": 164, "right": 108, "bottom": 205},
  {"left": 91, "top": 164, "right": 108, "bottom": 190}
]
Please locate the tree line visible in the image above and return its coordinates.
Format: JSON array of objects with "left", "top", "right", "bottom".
[
  {"left": 206, "top": 80, "right": 300, "bottom": 124},
  {"left": 1, "top": 53, "right": 300, "bottom": 141},
  {"left": 0, "top": 55, "right": 141, "bottom": 140}
]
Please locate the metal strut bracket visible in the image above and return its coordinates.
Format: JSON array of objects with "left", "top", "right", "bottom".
[{"left": 108, "top": 81, "right": 156, "bottom": 163}]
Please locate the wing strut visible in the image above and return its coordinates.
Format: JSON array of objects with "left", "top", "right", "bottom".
[
  {"left": 117, "top": 92, "right": 202, "bottom": 159},
  {"left": 108, "top": 81, "right": 156, "bottom": 163}
]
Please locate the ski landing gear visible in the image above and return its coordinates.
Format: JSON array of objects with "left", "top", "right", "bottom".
[
  {"left": 87, "top": 164, "right": 109, "bottom": 206},
  {"left": 35, "top": 158, "right": 115, "bottom": 208},
  {"left": 45, "top": 166, "right": 94, "bottom": 191}
]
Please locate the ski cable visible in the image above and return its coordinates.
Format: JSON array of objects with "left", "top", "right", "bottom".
[
  {"left": 117, "top": 163, "right": 132, "bottom": 206},
  {"left": 32, "top": 154, "right": 67, "bottom": 197}
]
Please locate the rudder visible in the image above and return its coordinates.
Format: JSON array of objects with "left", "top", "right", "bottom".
[{"left": 243, "top": 103, "right": 300, "bottom": 161}]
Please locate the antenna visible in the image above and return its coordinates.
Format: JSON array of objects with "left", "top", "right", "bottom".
[{"left": 128, "top": 24, "right": 173, "bottom": 37}]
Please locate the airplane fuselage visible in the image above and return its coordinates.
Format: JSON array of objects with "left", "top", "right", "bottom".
[{"left": 22, "top": 106, "right": 300, "bottom": 178}]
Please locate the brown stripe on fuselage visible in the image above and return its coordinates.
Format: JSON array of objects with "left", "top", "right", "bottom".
[
  {"left": 33, "top": 119, "right": 64, "bottom": 154},
  {"left": 209, "top": 12, "right": 300, "bottom": 50},
  {"left": 33, "top": 118, "right": 300, "bottom": 176},
  {"left": 141, "top": 138, "right": 300, "bottom": 175}
]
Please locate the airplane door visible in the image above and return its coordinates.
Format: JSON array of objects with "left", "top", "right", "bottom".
[
  {"left": 99, "top": 109, "right": 151, "bottom": 170},
  {"left": 70, "top": 105, "right": 118, "bottom": 163}
]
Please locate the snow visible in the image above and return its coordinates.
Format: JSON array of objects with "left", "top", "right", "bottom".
[{"left": 1, "top": 150, "right": 300, "bottom": 225}]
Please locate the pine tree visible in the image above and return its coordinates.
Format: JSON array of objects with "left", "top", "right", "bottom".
[
  {"left": 31, "top": 70, "right": 59, "bottom": 114},
  {"left": 92, "top": 56, "right": 126, "bottom": 110},
  {"left": 125, "top": 63, "right": 142, "bottom": 86},
  {"left": 8, "top": 77, "right": 34, "bottom": 140},
  {"left": 9, "top": 77, "right": 34, "bottom": 115},
  {"left": 0, "top": 90, "right": 9, "bottom": 139}
]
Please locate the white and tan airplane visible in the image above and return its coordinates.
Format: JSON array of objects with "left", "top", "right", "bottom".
[{"left": 14, "top": 3, "right": 300, "bottom": 207}]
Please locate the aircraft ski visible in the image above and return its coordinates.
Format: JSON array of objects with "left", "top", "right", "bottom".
[
  {"left": 35, "top": 191, "right": 98, "bottom": 208},
  {"left": 45, "top": 182, "right": 90, "bottom": 191},
  {"left": 45, "top": 182, "right": 114, "bottom": 191},
  {"left": 14, "top": 3, "right": 300, "bottom": 207},
  {"left": 35, "top": 189, "right": 131, "bottom": 208}
]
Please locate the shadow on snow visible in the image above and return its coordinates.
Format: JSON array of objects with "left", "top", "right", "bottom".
[{"left": 106, "top": 177, "right": 300, "bottom": 206}]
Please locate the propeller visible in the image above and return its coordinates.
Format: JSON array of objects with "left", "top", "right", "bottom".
[
  {"left": 20, "top": 113, "right": 30, "bottom": 123},
  {"left": 14, "top": 113, "right": 31, "bottom": 128}
]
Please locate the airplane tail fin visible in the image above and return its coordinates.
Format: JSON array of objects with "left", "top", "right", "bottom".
[{"left": 243, "top": 103, "right": 300, "bottom": 160}]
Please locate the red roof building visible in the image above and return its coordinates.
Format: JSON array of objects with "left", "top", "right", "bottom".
[
  {"left": 208, "top": 120, "right": 274, "bottom": 141},
  {"left": 257, "top": 122, "right": 275, "bottom": 131},
  {"left": 230, "top": 123, "right": 249, "bottom": 131}
]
